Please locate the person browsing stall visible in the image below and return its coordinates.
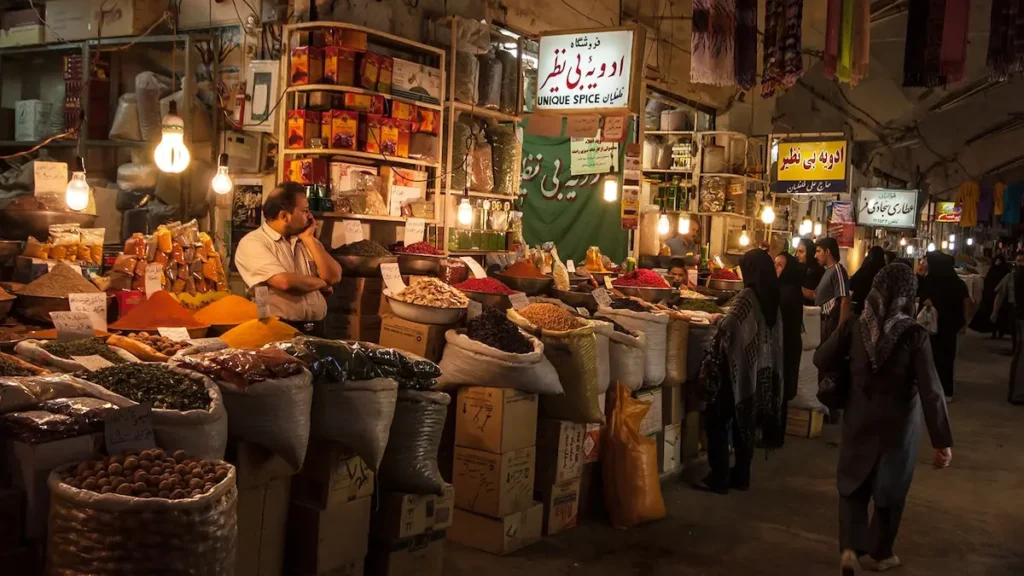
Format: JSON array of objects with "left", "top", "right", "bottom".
[{"left": 235, "top": 183, "right": 342, "bottom": 331}]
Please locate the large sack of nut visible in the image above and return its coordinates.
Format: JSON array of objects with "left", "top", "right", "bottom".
[
  {"left": 597, "top": 320, "right": 647, "bottom": 391},
  {"left": 508, "top": 307, "right": 604, "bottom": 424},
  {"left": 46, "top": 454, "right": 237, "bottom": 575},
  {"left": 590, "top": 319, "right": 613, "bottom": 394},
  {"left": 378, "top": 389, "right": 450, "bottom": 495},
  {"left": 436, "top": 329, "right": 562, "bottom": 394},
  {"left": 596, "top": 307, "right": 670, "bottom": 386}
]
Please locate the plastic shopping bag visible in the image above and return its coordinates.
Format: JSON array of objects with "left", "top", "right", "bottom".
[
  {"left": 603, "top": 383, "right": 666, "bottom": 528},
  {"left": 917, "top": 305, "right": 938, "bottom": 334}
]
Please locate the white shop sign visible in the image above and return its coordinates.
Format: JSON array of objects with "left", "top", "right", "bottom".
[
  {"left": 536, "top": 28, "right": 639, "bottom": 112},
  {"left": 856, "top": 188, "right": 918, "bottom": 229}
]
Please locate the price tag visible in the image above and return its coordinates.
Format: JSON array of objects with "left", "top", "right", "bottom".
[
  {"left": 254, "top": 286, "right": 270, "bottom": 319},
  {"left": 158, "top": 327, "right": 192, "bottom": 342},
  {"left": 71, "top": 355, "right": 114, "bottom": 371},
  {"left": 47, "top": 261, "right": 83, "bottom": 276},
  {"left": 576, "top": 307, "right": 590, "bottom": 318},
  {"left": 592, "top": 288, "right": 612, "bottom": 308},
  {"left": 467, "top": 299, "right": 482, "bottom": 319},
  {"left": 104, "top": 403, "right": 156, "bottom": 456},
  {"left": 145, "top": 263, "right": 164, "bottom": 298},
  {"left": 342, "top": 220, "right": 364, "bottom": 244},
  {"left": 604, "top": 276, "right": 614, "bottom": 290},
  {"left": 403, "top": 218, "right": 426, "bottom": 246},
  {"left": 460, "top": 257, "right": 488, "bottom": 279},
  {"left": 509, "top": 293, "right": 530, "bottom": 310},
  {"left": 68, "top": 293, "right": 107, "bottom": 332},
  {"left": 380, "top": 262, "right": 407, "bottom": 295},
  {"left": 566, "top": 260, "right": 576, "bottom": 274},
  {"left": 49, "top": 311, "right": 95, "bottom": 341},
  {"left": 687, "top": 269, "right": 698, "bottom": 286}
]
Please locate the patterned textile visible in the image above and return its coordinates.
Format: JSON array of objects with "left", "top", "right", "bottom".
[
  {"left": 837, "top": 0, "right": 855, "bottom": 82},
  {"left": 987, "top": 0, "right": 1024, "bottom": 79},
  {"left": 861, "top": 264, "right": 919, "bottom": 373},
  {"left": 734, "top": 0, "right": 758, "bottom": 90},
  {"left": 824, "top": 0, "right": 842, "bottom": 78},
  {"left": 761, "top": 0, "right": 805, "bottom": 97},
  {"left": 940, "top": 0, "right": 971, "bottom": 83},
  {"left": 691, "top": 0, "right": 736, "bottom": 86},
  {"left": 851, "top": 0, "right": 871, "bottom": 84},
  {"left": 954, "top": 181, "right": 980, "bottom": 227},
  {"left": 904, "top": 0, "right": 949, "bottom": 87}
]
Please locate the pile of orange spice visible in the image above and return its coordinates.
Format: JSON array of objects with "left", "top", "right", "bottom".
[
  {"left": 194, "top": 295, "right": 258, "bottom": 326},
  {"left": 502, "top": 260, "right": 546, "bottom": 279},
  {"left": 109, "top": 290, "right": 208, "bottom": 331}
]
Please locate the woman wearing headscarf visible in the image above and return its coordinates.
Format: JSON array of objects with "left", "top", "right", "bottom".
[
  {"left": 918, "top": 252, "right": 972, "bottom": 399},
  {"left": 970, "top": 254, "right": 1010, "bottom": 336},
  {"left": 700, "top": 249, "right": 785, "bottom": 494},
  {"left": 850, "top": 246, "right": 886, "bottom": 314},
  {"left": 797, "top": 237, "right": 825, "bottom": 305},
  {"left": 815, "top": 264, "right": 952, "bottom": 575},
  {"left": 775, "top": 252, "right": 805, "bottom": 434}
]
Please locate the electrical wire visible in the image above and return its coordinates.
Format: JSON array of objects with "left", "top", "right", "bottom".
[{"left": 0, "top": 132, "right": 75, "bottom": 159}]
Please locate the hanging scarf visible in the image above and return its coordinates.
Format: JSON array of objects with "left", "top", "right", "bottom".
[
  {"left": 851, "top": 0, "right": 871, "bottom": 85},
  {"left": 940, "top": 0, "right": 971, "bottom": 83},
  {"left": 734, "top": 0, "right": 758, "bottom": 90},
  {"left": 691, "top": 0, "right": 736, "bottom": 86},
  {"left": 824, "top": 0, "right": 842, "bottom": 78},
  {"left": 860, "top": 264, "right": 919, "bottom": 373},
  {"left": 904, "top": 0, "right": 948, "bottom": 87},
  {"left": 987, "top": 0, "right": 1024, "bottom": 79},
  {"left": 761, "top": 0, "right": 805, "bottom": 97},
  {"left": 836, "top": 0, "right": 855, "bottom": 82}
]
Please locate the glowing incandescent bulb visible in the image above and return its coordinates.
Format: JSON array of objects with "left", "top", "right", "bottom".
[
  {"left": 927, "top": 242, "right": 936, "bottom": 252},
  {"left": 657, "top": 213, "right": 670, "bottom": 235},
  {"left": 155, "top": 101, "right": 191, "bottom": 173},
  {"left": 739, "top": 225, "right": 750, "bottom": 247},
  {"left": 678, "top": 214, "right": 690, "bottom": 234},
  {"left": 602, "top": 175, "right": 618, "bottom": 201},
  {"left": 760, "top": 205, "right": 775, "bottom": 225},
  {"left": 457, "top": 197, "right": 473, "bottom": 225},
  {"left": 791, "top": 236, "right": 800, "bottom": 249},
  {"left": 65, "top": 156, "right": 89, "bottom": 212},
  {"left": 211, "top": 153, "right": 232, "bottom": 195}
]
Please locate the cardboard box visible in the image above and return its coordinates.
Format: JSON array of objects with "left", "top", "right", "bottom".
[
  {"left": 392, "top": 59, "right": 442, "bottom": 105},
  {"left": 289, "top": 46, "right": 324, "bottom": 85},
  {"left": 372, "top": 485, "right": 454, "bottom": 540},
  {"left": 582, "top": 422, "right": 602, "bottom": 464},
  {"left": 367, "top": 530, "right": 445, "bottom": 576},
  {"left": 535, "top": 419, "right": 585, "bottom": 486},
  {"left": 378, "top": 315, "right": 452, "bottom": 363},
  {"left": 292, "top": 439, "right": 373, "bottom": 509},
  {"left": 448, "top": 503, "right": 543, "bottom": 556},
  {"left": 15, "top": 99, "right": 51, "bottom": 142},
  {"left": 45, "top": 0, "right": 166, "bottom": 42},
  {"left": 634, "top": 387, "right": 664, "bottom": 437},
  {"left": 662, "top": 384, "right": 683, "bottom": 427},
  {"left": 2, "top": 8, "right": 41, "bottom": 29},
  {"left": 331, "top": 277, "right": 383, "bottom": 315},
  {"left": 455, "top": 387, "right": 538, "bottom": 454},
  {"left": 537, "top": 477, "right": 580, "bottom": 536},
  {"left": 286, "top": 497, "right": 371, "bottom": 576},
  {"left": 453, "top": 446, "right": 535, "bottom": 518},
  {"left": 786, "top": 407, "right": 825, "bottom": 438},
  {"left": 0, "top": 488, "right": 23, "bottom": 553},
  {"left": 661, "top": 423, "right": 682, "bottom": 474},
  {"left": 0, "top": 25, "right": 43, "bottom": 47},
  {"left": 226, "top": 440, "right": 295, "bottom": 490},
  {"left": 324, "top": 313, "right": 381, "bottom": 342},
  {"left": 330, "top": 162, "right": 377, "bottom": 195},
  {"left": 236, "top": 477, "right": 290, "bottom": 576}
]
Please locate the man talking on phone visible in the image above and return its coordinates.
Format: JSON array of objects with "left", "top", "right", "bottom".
[{"left": 235, "top": 182, "right": 342, "bottom": 335}]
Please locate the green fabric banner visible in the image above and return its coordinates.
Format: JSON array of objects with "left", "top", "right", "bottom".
[{"left": 519, "top": 131, "right": 630, "bottom": 264}]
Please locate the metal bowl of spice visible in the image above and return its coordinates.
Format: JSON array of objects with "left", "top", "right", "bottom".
[
  {"left": 397, "top": 253, "right": 444, "bottom": 275},
  {"left": 384, "top": 278, "right": 468, "bottom": 325},
  {"left": 335, "top": 255, "right": 399, "bottom": 277},
  {"left": 385, "top": 291, "right": 467, "bottom": 325},
  {"left": 458, "top": 289, "right": 516, "bottom": 311},
  {"left": 615, "top": 286, "right": 676, "bottom": 304},
  {"left": 552, "top": 288, "right": 598, "bottom": 312},
  {"left": 493, "top": 273, "right": 553, "bottom": 296}
]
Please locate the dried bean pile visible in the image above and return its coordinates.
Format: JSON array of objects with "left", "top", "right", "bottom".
[
  {"left": 81, "top": 364, "right": 210, "bottom": 411},
  {"left": 126, "top": 332, "right": 189, "bottom": 355},
  {"left": 518, "top": 303, "right": 584, "bottom": 331},
  {"left": 466, "top": 308, "right": 533, "bottom": 354},
  {"left": 59, "top": 449, "right": 230, "bottom": 499}
]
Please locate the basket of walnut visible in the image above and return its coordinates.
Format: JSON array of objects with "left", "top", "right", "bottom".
[{"left": 46, "top": 449, "right": 238, "bottom": 575}]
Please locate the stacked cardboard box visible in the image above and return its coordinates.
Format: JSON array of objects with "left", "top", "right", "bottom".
[
  {"left": 229, "top": 441, "right": 297, "bottom": 576},
  {"left": 379, "top": 315, "right": 455, "bottom": 363},
  {"left": 325, "top": 277, "right": 385, "bottom": 342},
  {"left": 449, "top": 386, "right": 543, "bottom": 555},
  {"left": 367, "top": 486, "right": 454, "bottom": 576},
  {"left": 534, "top": 418, "right": 585, "bottom": 536}
]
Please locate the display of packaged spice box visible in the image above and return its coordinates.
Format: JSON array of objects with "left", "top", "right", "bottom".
[
  {"left": 286, "top": 109, "right": 320, "bottom": 148},
  {"left": 330, "top": 110, "right": 358, "bottom": 149},
  {"left": 290, "top": 46, "right": 323, "bottom": 85},
  {"left": 323, "top": 46, "right": 356, "bottom": 85}
]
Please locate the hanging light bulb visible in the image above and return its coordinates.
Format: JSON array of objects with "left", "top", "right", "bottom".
[
  {"left": 949, "top": 241, "right": 955, "bottom": 251},
  {"left": 738, "top": 225, "right": 750, "bottom": 247},
  {"left": 65, "top": 156, "right": 90, "bottom": 212},
  {"left": 905, "top": 245, "right": 914, "bottom": 256},
  {"left": 791, "top": 236, "right": 800, "bottom": 249},
  {"left": 941, "top": 240, "right": 948, "bottom": 250},
  {"left": 967, "top": 237, "right": 974, "bottom": 246},
  {"left": 813, "top": 221, "right": 823, "bottom": 237},
  {"left": 678, "top": 213, "right": 690, "bottom": 235},
  {"left": 154, "top": 101, "right": 191, "bottom": 173},
  {"left": 602, "top": 174, "right": 618, "bottom": 202},
  {"left": 949, "top": 233, "right": 956, "bottom": 243},
  {"left": 927, "top": 242, "right": 936, "bottom": 252},
  {"left": 760, "top": 205, "right": 776, "bottom": 225},
  {"left": 899, "top": 237, "right": 907, "bottom": 246},
  {"left": 457, "top": 196, "right": 473, "bottom": 225},
  {"left": 657, "top": 213, "right": 670, "bottom": 236},
  {"left": 800, "top": 212, "right": 812, "bottom": 236},
  {"left": 211, "top": 153, "right": 233, "bottom": 195}
]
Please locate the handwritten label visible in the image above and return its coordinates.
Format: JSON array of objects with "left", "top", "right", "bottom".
[
  {"left": 47, "top": 261, "right": 83, "bottom": 276},
  {"left": 509, "top": 293, "right": 530, "bottom": 310},
  {"left": 604, "top": 276, "right": 614, "bottom": 290},
  {"left": 687, "top": 269, "right": 698, "bottom": 286},
  {"left": 34, "top": 161, "right": 69, "bottom": 195},
  {"left": 145, "top": 263, "right": 164, "bottom": 298},
  {"left": 602, "top": 116, "right": 626, "bottom": 142},
  {"left": 403, "top": 218, "right": 426, "bottom": 246},
  {"left": 566, "top": 260, "right": 576, "bottom": 274},
  {"left": 158, "top": 327, "right": 192, "bottom": 342},
  {"left": 592, "top": 288, "right": 612, "bottom": 308},
  {"left": 576, "top": 307, "right": 590, "bottom": 317},
  {"left": 380, "top": 262, "right": 406, "bottom": 295},
  {"left": 50, "top": 311, "right": 95, "bottom": 341},
  {"left": 104, "top": 403, "right": 156, "bottom": 456},
  {"left": 565, "top": 115, "right": 600, "bottom": 138},
  {"left": 186, "top": 337, "right": 227, "bottom": 353},
  {"left": 254, "top": 286, "right": 270, "bottom": 319},
  {"left": 342, "top": 220, "right": 364, "bottom": 244},
  {"left": 467, "top": 299, "right": 482, "bottom": 319},
  {"left": 71, "top": 355, "right": 114, "bottom": 371},
  {"left": 68, "top": 293, "right": 107, "bottom": 332},
  {"left": 460, "top": 257, "right": 488, "bottom": 279}
]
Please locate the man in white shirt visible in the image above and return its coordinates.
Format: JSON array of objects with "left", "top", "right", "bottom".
[{"left": 235, "top": 183, "right": 342, "bottom": 332}]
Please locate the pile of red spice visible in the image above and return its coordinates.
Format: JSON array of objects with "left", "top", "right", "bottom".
[
  {"left": 613, "top": 269, "right": 670, "bottom": 288},
  {"left": 400, "top": 242, "right": 443, "bottom": 255},
  {"left": 502, "top": 260, "right": 546, "bottom": 279},
  {"left": 454, "top": 277, "right": 515, "bottom": 294},
  {"left": 710, "top": 269, "right": 740, "bottom": 280}
]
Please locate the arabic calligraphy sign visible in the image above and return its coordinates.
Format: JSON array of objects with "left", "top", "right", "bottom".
[
  {"left": 934, "top": 202, "right": 962, "bottom": 223},
  {"left": 536, "top": 28, "right": 640, "bottom": 112},
  {"left": 856, "top": 188, "right": 918, "bottom": 229},
  {"left": 773, "top": 140, "right": 848, "bottom": 193}
]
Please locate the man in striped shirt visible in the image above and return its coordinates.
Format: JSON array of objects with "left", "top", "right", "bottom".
[{"left": 815, "top": 237, "right": 852, "bottom": 340}]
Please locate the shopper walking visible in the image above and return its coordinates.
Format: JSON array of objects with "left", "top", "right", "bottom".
[
  {"left": 814, "top": 263, "right": 953, "bottom": 575},
  {"left": 815, "top": 237, "right": 852, "bottom": 342},
  {"left": 849, "top": 247, "right": 886, "bottom": 315},
  {"left": 970, "top": 254, "right": 1009, "bottom": 336},
  {"left": 999, "top": 251, "right": 1024, "bottom": 404},
  {"left": 700, "top": 249, "right": 785, "bottom": 494},
  {"left": 918, "top": 252, "right": 971, "bottom": 400},
  {"left": 797, "top": 237, "right": 825, "bottom": 305},
  {"left": 775, "top": 252, "right": 805, "bottom": 436}
]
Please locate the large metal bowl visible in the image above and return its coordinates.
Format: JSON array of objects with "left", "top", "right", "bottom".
[
  {"left": 334, "top": 255, "right": 398, "bottom": 277},
  {"left": 494, "top": 273, "right": 553, "bottom": 296},
  {"left": 397, "top": 253, "right": 444, "bottom": 275},
  {"left": 383, "top": 289, "right": 466, "bottom": 325},
  {"left": 0, "top": 210, "right": 97, "bottom": 241},
  {"left": 614, "top": 286, "right": 675, "bottom": 303},
  {"left": 0, "top": 298, "right": 13, "bottom": 322},
  {"left": 0, "top": 241, "right": 22, "bottom": 267},
  {"left": 694, "top": 286, "right": 737, "bottom": 305},
  {"left": 552, "top": 289, "right": 598, "bottom": 312},
  {"left": 461, "top": 289, "right": 516, "bottom": 311},
  {"left": 13, "top": 293, "right": 115, "bottom": 324},
  {"left": 707, "top": 278, "right": 744, "bottom": 291}
]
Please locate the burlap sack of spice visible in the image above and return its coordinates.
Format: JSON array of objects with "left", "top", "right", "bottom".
[{"left": 436, "top": 329, "right": 561, "bottom": 394}]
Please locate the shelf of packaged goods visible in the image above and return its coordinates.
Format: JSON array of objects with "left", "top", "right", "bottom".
[
  {"left": 447, "top": 101, "right": 521, "bottom": 123},
  {"left": 444, "top": 189, "right": 517, "bottom": 201},
  {"left": 281, "top": 148, "right": 440, "bottom": 168},
  {"left": 285, "top": 22, "right": 446, "bottom": 57},
  {"left": 287, "top": 84, "right": 443, "bottom": 112},
  {"left": 644, "top": 169, "right": 694, "bottom": 175},
  {"left": 0, "top": 139, "right": 152, "bottom": 149},
  {"left": 692, "top": 212, "right": 750, "bottom": 220},
  {"left": 0, "top": 34, "right": 209, "bottom": 56},
  {"left": 318, "top": 212, "right": 437, "bottom": 224},
  {"left": 644, "top": 131, "right": 695, "bottom": 136}
]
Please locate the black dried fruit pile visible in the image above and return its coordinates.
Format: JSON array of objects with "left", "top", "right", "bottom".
[{"left": 466, "top": 308, "right": 533, "bottom": 354}]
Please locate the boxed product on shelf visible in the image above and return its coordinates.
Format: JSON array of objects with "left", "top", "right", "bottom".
[
  {"left": 287, "top": 109, "right": 320, "bottom": 148},
  {"left": 378, "top": 315, "right": 451, "bottom": 362},
  {"left": 292, "top": 438, "right": 374, "bottom": 510},
  {"left": 285, "top": 158, "right": 329, "bottom": 185},
  {"left": 290, "top": 46, "right": 324, "bottom": 85},
  {"left": 324, "top": 46, "right": 357, "bottom": 86},
  {"left": 344, "top": 93, "right": 386, "bottom": 115},
  {"left": 371, "top": 485, "right": 454, "bottom": 540},
  {"left": 341, "top": 29, "right": 368, "bottom": 51},
  {"left": 45, "top": 0, "right": 165, "bottom": 42},
  {"left": 14, "top": 100, "right": 52, "bottom": 142},
  {"left": 392, "top": 59, "right": 442, "bottom": 105},
  {"left": 0, "top": 24, "right": 43, "bottom": 47},
  {"left": 319, "top": 112, "right": 331, "bottom": 143},
  {"left": 536, "top": 476, "right": 581, "bottom": 536},
  {"left": 392, "top": 102, "right": 418, "bottom": 122},
  {"left": 449, "top": 503, "right": 543, "bottom": 556},
  {"left": 330, "top": 110, "right": 359, "bottom": 150},
  {"left": 396, "top": 121, "right": 412, "bottom": 158},
  {"left": 452, "top": 446, "right": 535, "bottom": 518},
  {"left": 535, "top": 419, "right": 586, "bottom": 486},
  {"left": 362, "top": 114, "right": 399, "bottom": 156},
  {"left": 286, "top": 497, "right": 371, "bottom": 576},
  {"left": 378, "top": 55, "right": 394, "bottom": 93},
  {"left": 454, "top": 386, "right": 538, "bottom": 454},
  {"left": 303, "top": 90, "right": 333, "bottom": 110},
  {"left": 359, "top": 52, "right": 381, "bottom": 90},
  {"left": 236, "top": 476, "right": 290, "bottom": 576},
  {"left": 331, "top": 162, "right": 378, "bottom": 193},
  {"left": 367, "top": 529, "right": 445, "bottom": 576},
  {"left": 415, "top": 108, "right": 440, "bottom": 134}
]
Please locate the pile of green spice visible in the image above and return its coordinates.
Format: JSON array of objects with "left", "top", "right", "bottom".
[
  {"left": 675, "top": 299, "right": 723, "bottom": 314},
  {"left": 81, "top": 364, "right": 210, "bottom": 411},
  {"left": 333, "top": 239, "right": 392, "bottom": 257},
  {"left": 466, "top": 308, "right": 533, "bottom": 354},
  {"left": 42, "top": 338, "right": 127, "bottom": 365},
  {"left": 0, "top": 355, "right": 34, "bottom": 376}
]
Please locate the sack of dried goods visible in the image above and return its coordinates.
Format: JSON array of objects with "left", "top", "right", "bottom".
[
  {"left": 604, "top": 383, "right": 665, "bottom": 528},
  {"left": 598, "top": 306, "right": 669, "bottom": 386},
  {"left": 172, "top": 348, "right": 313, "bottom": 470},
  {"left": 589, "top": 318, "right": 613, "bottom": 394},
  {"left": 436, "top": 308, "right": 561, "bottom": 393},
  {"left": 15, "top": 339, "right": 139, "bottom": 373},
  {"left": 78, "top": 363, "right": 228, "bottom": 459},
  {"left": 596, "top": 315, "right": 647, "bottom": 391},
  {"left": 47, "top": 450, "right": 237, "bottom": 574},
  {"left": 508, "top": 305, "right": 604, "bottom": 424},
  {"left": 378, "top": 389, "right": 450, "bottom": 495},
  {"left": 661, "top": 310, "right": 690, "bottom": 387}
]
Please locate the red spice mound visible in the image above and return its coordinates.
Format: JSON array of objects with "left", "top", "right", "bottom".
[
  {"left": 710, "top": 269, "right": 740, "bottom": 280},
  {"left": 613, "top": 269, "right": 670, "bottom": 288},
  {"left": 502, "top": 260, "right": 546, "bottom": 279},
  {"left": 109, "top": 290, "right": 208, "bottom": 331},
  {"left": 454, "top": 277, "right": 515, "bottom": 295},
  {"left": 400, "top": 242, "right": 443, "bottom": 255}
]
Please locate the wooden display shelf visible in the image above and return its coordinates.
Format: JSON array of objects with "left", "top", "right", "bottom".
[
  {"left": 287, "top": 84, "right": 442, "bottom": 111},
  {"left": 281, "top": 148, "right": 440, "bottom": 168},
  {"left": 319, "top": 212, "right": 437, "bottom": 224},
  {"left": 448, "top": 101, "right": 521, "bottom": 123},
  {"left": 645, "top": 169, "right": 694, "bottom": 174},
  {"left": 444, "top": 189, "right": 517, "bottom": 201},
  {"left": 645, "top": 131, "right": 694, "bottom": 136}
]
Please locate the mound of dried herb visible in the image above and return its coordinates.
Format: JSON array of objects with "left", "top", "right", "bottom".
[
  {"left": 0, "top": 355, "right": 34, "bottom": 376},
  {"left": 466, "top": 308, "right": 533, "bottom": 354},
  {"left": 42, "top": 338, "right": 127, "bottom": 365},
  {"left": 333, "top": 239, "right": 392, "bottom": 257},
  {"left": 81, "top": 364, "right": 210, "bottom": 411},
  {"left": 675, "top": 299, "right": 723, "bottom": 314}
]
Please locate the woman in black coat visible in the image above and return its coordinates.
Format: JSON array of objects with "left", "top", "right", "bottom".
[
  {"left": 850, "top": 246, "right": 886, "bottom": 314},
  {"left": 970, "top": 255, "right": 1009, "bottom": 335},
  {"left": 774, "top": 251, "right": 805, "bottom": 434}
]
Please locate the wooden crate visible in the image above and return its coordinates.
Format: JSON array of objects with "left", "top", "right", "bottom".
[{"left": 786, "top": 407, "right": 824, "bottom": 438}]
